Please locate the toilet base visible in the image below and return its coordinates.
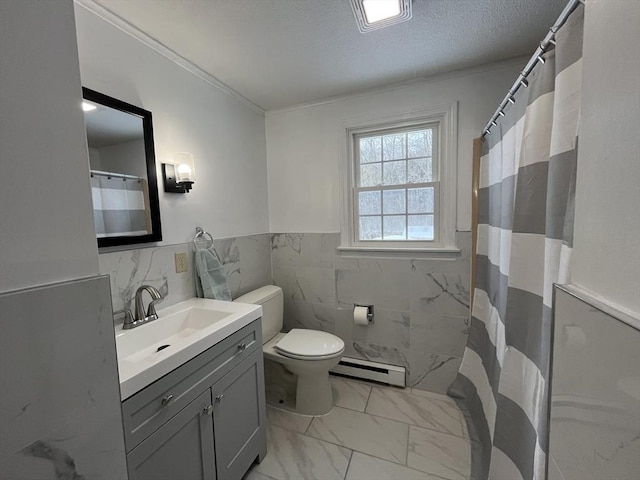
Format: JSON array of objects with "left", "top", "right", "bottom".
[
  {"left": 295, "top": 370, "right": 333, "bottom": 416},
  {"left": 263, "top": 351, "right": 342, "bottom": 417}
]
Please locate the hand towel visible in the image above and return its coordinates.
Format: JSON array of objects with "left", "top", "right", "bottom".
[{"left": 194, "top": 247, "right": 232, "bottom": 301}]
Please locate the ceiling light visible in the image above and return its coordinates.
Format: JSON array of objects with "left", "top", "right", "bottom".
[
  {"left": 350, "top": 0, "right": 412, "bottom": 33},
  {"left": 363, "top": 0, "right": 401, "bottom": 24},
  {"left": 82, "top": 101, "right": 97, "bottom": 112}
]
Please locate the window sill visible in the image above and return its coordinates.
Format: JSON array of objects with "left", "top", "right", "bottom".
[{"left": 337, "top": 245, "right": 461, "bottom": 259}]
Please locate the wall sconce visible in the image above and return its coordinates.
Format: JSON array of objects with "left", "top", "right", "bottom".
[{"left": 162, "top": 153, "right": 195, "bottom": 193}]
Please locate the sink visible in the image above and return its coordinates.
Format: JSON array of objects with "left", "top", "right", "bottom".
[{"left": 115, "top": 298, "right": 261, "bottom": 400}]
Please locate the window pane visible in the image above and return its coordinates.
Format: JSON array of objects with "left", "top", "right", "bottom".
[
  {"left": 359, "top": 216, "right": 382, "bottom": 240},
  {"left": 359, "top": 137, "right": 381, "bottom": 164},
  {"left": 383, "top": 215, "right": 405, "bottom": 239},
  {"left": 408, "top": 158, "right": 432, "bottom": 183},
  {"left": 358, "top": 191, "right": 381, "bottom": 215},
  {"left": 382, "top": 134, "right": 405, "bottom": 160},
  {"left": 383, "top": 189, "right": 406, "bottom": 214},
  {"left": 382, "top": 160, "right": 406, "bottom": 185},
  {"left": 360, "top": 163, "right": 381, "bottom": 187},
  {"left": 408, "top": 187, "right": 434, "bottom": 213},
  {"left": 407, "top": 130, "right": 430, "bottom": 158},
  {"left": 408, "top": 215, "right": 434, "bottom": 240}
]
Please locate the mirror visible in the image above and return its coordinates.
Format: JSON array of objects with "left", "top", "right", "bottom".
[{"left": 82, "top": 87, "right": 162, "bottom": 248}]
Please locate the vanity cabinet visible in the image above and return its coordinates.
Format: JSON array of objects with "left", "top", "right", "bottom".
[
  {"left": 122, "top": 320, "right": 267, "bottom": 480},
  {"left": 212, "top": 352, "right": 266, "bottom": 480},
  {"left": 127, "top": 390, "right": 216, "bottom": 480}
]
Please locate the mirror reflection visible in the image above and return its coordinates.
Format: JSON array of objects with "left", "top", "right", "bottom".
[{"left": 82, "top": 88, "right": 162, "bottom": 247}]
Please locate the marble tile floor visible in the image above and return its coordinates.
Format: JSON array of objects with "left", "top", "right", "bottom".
[{"left": 244, "top": 375, "right": 471, "bottom": 480}]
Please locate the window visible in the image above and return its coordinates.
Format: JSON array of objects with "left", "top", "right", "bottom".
[
  {"left": 355, "top": 124, "right": 438, "bottom": 242},
  {"left": 340, "top": 105, "right": 457, "bottom": 253}
]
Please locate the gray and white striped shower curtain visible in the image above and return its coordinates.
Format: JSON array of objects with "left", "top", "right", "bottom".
[
  {"left": 449, "top": 5, "right": 584, "bottom": 480},
  {"left": 91, "top": 174, "right": 150, "bottom": 238}
]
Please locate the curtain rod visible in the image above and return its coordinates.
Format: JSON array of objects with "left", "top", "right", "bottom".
[
  {"left": 481, "top": 0, "right": 584, "bottom": 140},
  {"left": 90, "top": 169, "right": 143, "bottom": 181}
]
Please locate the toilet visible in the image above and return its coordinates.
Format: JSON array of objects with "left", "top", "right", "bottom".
[{"left": 234, "top": 285, "right": 344, "bottom": 416}]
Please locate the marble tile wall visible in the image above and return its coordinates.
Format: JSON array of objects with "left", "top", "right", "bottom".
[
  {"left": 99, "top": 233, "right": 272, "bottom": 323},
  {"left": 549, "top": 287, "right": 640, "bottom": 480},
  {"left": 0, "top": 276, "right": 127, "bottom": 479},
  {"left": 98, "top": 231, "right": 469, "bottom": 393},
  {"left": 271, "top": 232, "right": 472, "bottom": 393}
]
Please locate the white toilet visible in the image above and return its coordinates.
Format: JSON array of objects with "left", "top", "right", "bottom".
[{"left": 234, "top": 285, "right": 344, "bottom": 416}]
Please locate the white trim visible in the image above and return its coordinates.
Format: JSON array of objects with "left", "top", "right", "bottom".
[
  {"left": 555, "top": 284, "right": 640, "bottom": 332},
  {"left": 339, "top": 103, "right": 458, "bottom": 252},
  {"left": 336, "top": 246, "right": 461, "bottom": 260},
  {"left": 74, "top": 0, "right": 265, "bottom": 115}
]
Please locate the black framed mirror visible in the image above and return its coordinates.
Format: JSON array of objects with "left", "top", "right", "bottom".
[{"left": 82, "top": 87, "right": 162, "bottom": 248}]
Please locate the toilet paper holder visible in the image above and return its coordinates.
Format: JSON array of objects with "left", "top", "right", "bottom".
[{"left": 354, "top": 304, "right": 374, "bottom": 323}]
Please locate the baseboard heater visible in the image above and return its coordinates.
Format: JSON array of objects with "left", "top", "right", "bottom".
[{"left": 330, "top": 356, "right": 406, "bottom": 387}]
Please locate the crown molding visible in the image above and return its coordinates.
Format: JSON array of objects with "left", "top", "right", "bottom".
[{"left": 74, "top": 0, "right": 265, "bottom": 116}]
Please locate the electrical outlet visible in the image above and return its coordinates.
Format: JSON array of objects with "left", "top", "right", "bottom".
[{"left": 175, "top": 252, "right": 188, "bottom": 273}]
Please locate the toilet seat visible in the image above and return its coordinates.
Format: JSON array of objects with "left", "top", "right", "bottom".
[{"left": 274, "top": 329, "right": 344, "bottom": 360}]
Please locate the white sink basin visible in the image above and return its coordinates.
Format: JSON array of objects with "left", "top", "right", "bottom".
[{"left": 115, "top": 298, "right": 261, "bottom": 400}]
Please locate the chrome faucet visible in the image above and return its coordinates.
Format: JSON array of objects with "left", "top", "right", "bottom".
[{"left": 122, "top": 285, "right": 164, "bottom": 329}]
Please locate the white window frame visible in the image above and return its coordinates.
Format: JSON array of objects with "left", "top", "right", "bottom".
[{"left": 339, "top": 104, "right": 458, "bottom": 255}]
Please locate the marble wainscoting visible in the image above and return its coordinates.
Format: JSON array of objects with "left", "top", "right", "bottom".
[
  {"left": 99, "top": 233, "right": 272, "bottom": 322},
  {"left": 549, "top": 286, "right": 640, "bottom": 480},
  {"left": 0, "top": 276, "right": 127, "bottom": 479},
  {"left": 271, "top": 232, "right": 471, "bottom": 393}
]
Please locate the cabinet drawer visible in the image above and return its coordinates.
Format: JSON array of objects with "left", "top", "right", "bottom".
[{"left": 122, "top": 319, "right": 261, "bottom": 452}]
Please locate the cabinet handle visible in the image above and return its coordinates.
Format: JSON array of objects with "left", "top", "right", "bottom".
[
  {"left": 161, "top": 394, "right": 174, "bottom": 406},
  {"left": 215, "top": 394, "right": 224, "bottom": 403},
  {"left": 202, "top": 405, "right": 213, "bottom": 415},
  {"left": 237, "top": 342, "right": 246, "bottom": 351}
]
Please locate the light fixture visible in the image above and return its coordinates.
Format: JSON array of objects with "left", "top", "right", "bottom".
[
  {"left": 363, "top": 0, "right": 401, "bottom": 23},
  {"left": 82, "top": 101, "right": 97, "bottom": 112},
  {"left": 350, "top": 0, "right": 412, "bottom": 33},
  {"left": 162, "top": 152, "right": 196, "bottom": 193}
]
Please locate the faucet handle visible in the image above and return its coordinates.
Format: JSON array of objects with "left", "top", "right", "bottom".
[
  {"left": 146, "top": 303, "right": 160, "bottom": 320},
  {"left": 146, "top": 288, "right": 164, "bottom": 318},
  {"left": 113, "top": 309, "right": 135, "bottom": 329}
]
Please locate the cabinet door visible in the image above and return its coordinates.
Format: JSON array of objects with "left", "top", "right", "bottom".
[
  {"left": 128, "top": 390, "right": 216, "bottom": 480},
  {"left": 212, "top": 348, "right": 267, "bottom": 480}
]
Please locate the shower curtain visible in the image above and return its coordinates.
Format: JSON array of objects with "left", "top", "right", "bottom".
[{"left": 449, "top": 5, "right": 584, "bottom": 480}]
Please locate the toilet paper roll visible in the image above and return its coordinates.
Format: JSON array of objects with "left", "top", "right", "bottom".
[{"left": 353, "top": 306, "right": 370, "bottom": 326}]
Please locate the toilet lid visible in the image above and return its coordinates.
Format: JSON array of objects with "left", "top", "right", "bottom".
[{"left": 274, "top": 329, "right": 344, "bottom": 358}]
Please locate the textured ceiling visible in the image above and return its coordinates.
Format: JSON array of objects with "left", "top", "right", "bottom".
[{"left": 89, "top": 0, "right": 568, "bottom": 111}]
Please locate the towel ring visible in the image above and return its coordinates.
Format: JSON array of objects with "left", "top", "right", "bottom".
[{"left": 193, "top": 226, "right": 214, "bottom": 249}]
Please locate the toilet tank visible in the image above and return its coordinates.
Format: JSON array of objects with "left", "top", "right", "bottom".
[{"left": 234, "top": 285, "right": 283, "bottom": 344}]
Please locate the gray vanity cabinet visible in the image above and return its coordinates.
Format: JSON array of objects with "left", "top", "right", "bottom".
[
  {"left": 127, "top": 390, "right": 216, "bottom": 480},
  {"left": 122, "top": 320, "right": 267, "bottom": 480},
  {"left": 212, "top": 349, "right": 266, "bottom": 480}
]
